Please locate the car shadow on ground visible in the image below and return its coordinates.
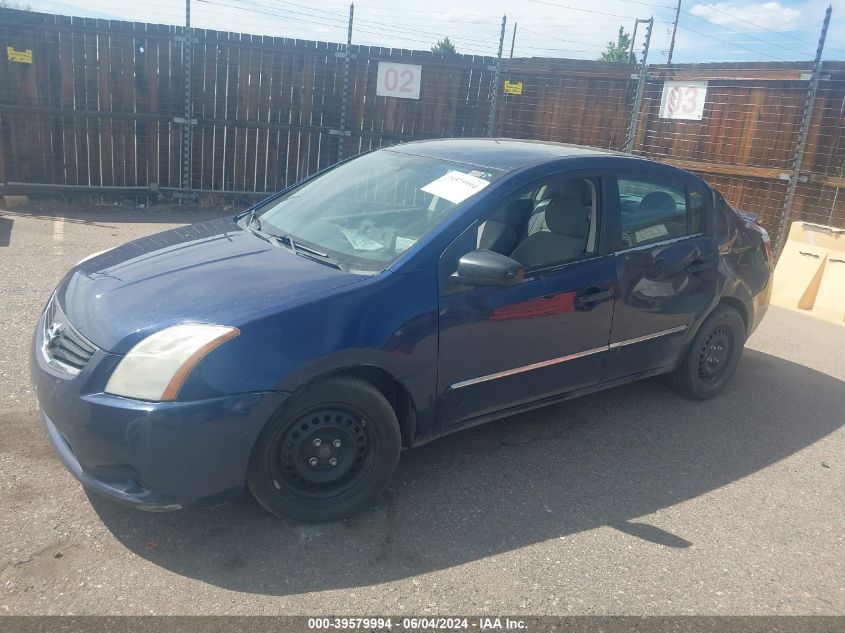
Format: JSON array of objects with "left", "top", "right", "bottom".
[{"left": 91, "top": 349, "right": 843, "bottom": 596}]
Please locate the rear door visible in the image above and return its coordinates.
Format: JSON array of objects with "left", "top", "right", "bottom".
[{"left": 603, "top": 168, "right": 719, "bottom": 382}]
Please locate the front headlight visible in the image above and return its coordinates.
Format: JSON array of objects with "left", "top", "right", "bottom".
[{"left": 105, "top": 323, "right": 239, "bottom": 401}]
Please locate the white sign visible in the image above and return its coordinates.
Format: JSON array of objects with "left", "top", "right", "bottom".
[
  {"left": 376, "top": 62, "right": 421, "bottom": 100},
  {"left": 421, "top": 171, "right": 491, "bottom": 204},
  {"left": 659, "top": 81, "right": 708, "bottom": 120}
]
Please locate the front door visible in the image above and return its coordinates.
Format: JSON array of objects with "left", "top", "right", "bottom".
[
  {"left": 603, "top": 169, "right": 719, "bottom": 381},
  {"left": 436, "top": 172, "right": 616, "bottom": 426}
]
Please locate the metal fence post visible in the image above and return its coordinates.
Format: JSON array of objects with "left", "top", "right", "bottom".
[
  {"left": 181, "top": 0, "right": 194, "bottom": 194},
  {"left": 510, "top": 22, "right": 517, "bottom": 59},
  {"left": 625, "top": 17, "right": 652, "bottom": 153},
  {"left": 776, "top": 5, "right": 832, "bottom": 256},
  {"left": 337, "top": 2, "right": 354, "bottom": 162},
  {"left": 486, "top": 15, "right": 507, "bottom": 138}
]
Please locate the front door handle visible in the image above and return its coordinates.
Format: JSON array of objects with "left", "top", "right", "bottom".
[
  {"left": 574, "top": 288, "right": 614, "bottom": 308},
  {"left": 686, "top": 258, "right": 716, "bottom": 274}
]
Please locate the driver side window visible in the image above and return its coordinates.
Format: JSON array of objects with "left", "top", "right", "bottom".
[{"left": 476, "top": 175, "right": 600, "bottom": 270}]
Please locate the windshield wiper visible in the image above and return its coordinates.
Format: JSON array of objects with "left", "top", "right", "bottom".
[
  {"left": 268, "top": 234, "right": 344, "bottom": 270},
  {"left": 292, "top": 248, "right": 344, "bottom": 270},
  {"left": 242, "top": 215, "right": 344, "bottom": 270}
]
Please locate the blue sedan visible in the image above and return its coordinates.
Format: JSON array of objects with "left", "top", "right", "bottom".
[{"left": 31, "top": 139, "right": 772, "bottom": 521}]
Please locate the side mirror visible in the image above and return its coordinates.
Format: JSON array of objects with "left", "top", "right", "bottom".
[{"left": 457, "top": 249, "right": 525, "bottom": 287}]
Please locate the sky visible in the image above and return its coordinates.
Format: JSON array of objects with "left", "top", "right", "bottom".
[{"left": 16, "top": 0, "right": 845, "bottom": 63}]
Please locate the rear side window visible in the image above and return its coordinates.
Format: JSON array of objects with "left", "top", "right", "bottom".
[{"left": 617, "top": 173, "right": 702, "bottom": 248}]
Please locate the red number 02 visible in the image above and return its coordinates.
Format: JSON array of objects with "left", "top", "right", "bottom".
[
  {"left": 384, "top": 68, "right": 399, "bottom": 91},
  {"left": 399, "top": 69, "right": 414, "bottom": 92},
  {"left": 384, "top": 67, "right": 415, "bottom": 93}
]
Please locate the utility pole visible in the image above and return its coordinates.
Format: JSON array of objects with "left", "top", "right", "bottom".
[
  {"left": 776, "top": 5, "right": 832, "bottom": 256},
  {"left": 625, "top": 17, "right": 653, "bottom": 152},
  {"left": 487, "top": 15, "right": 507, "bottom": 138},
  {"left": 510, "top": 22, "right": 517, "bottom": 59},
  {"left": 666, "top": 0, "right": 681, "bottom": 65}
]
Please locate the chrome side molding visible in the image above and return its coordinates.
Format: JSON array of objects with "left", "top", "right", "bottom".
[
  {"left": 608, "top": 325, "right": 688, "bottom": 349},
  {"left": 448, "top": 325, "right": 688, "bottom": 391}
]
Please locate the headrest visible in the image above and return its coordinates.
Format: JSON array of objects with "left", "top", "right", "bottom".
[
  {"left": 490, "top": 198, "right": 532, "bottom": 224},
  {"left": 538, "top": 179, "right": 592, "bottom": 206},
  {"left": 639, "top": 191, "right": 676, "bottom": 214},
  {"left": 545, "top": 194, "right": 588, "bottom": 238}
]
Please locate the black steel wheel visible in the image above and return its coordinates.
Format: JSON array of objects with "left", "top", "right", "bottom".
[
  {"left": 697, "top": 325, "right": 733, "bottom": 385},
  {"left": 668, "top": 305, "right": 746, "bottom": 400},
  {"left": 271, "top": 407, "right": 374, "bottom": 499},
  {"left": 248, "top": 377, "right": 401, "bottom": 522}
]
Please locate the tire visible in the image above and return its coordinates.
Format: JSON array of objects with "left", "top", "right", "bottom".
[
  {"left": 668, "top": 305, "right": 746, "bottom": 400},
  {"left": 247, "top": 376, "right": 401, "bottom": 522}
]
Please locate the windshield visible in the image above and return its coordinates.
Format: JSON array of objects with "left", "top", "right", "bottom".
[{"left": 246, "top": 149, "right": 504, "bottom": 272}]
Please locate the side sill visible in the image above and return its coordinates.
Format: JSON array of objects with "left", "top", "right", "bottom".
[{"left": 413, "top": 365, "right": 676, "bottom": 448}]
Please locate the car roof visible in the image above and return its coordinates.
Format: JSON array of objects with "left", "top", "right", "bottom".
[{"left": 387, "top": 138, "right": 627, "bottom": 172}]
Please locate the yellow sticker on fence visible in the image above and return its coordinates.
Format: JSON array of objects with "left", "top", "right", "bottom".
[
  {"left": 7, "top": 47, "right": 32, "bottom": 63},
  {"left": 503, "top": 80, "right": 523, "bottom": 95}
]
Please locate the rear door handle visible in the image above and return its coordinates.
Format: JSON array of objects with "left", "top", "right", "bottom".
[
  {"left": 686, "top": 259, "right": 716, "bottom": 274},
  {"left": 574, "top": 288, "right": 614, "bottom": 308}
]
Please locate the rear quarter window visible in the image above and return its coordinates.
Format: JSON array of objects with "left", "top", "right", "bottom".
[{"left": 616, "top": 173, "right": 708, "bottom": 248}]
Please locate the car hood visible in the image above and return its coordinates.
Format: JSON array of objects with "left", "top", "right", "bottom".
[{"left": 59, "top": 217, "right": 364, "bottom": 353}]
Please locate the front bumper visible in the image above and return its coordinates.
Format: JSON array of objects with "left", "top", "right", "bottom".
[{"left": 31, "top": 313, "right": 288, "bottom": 511}]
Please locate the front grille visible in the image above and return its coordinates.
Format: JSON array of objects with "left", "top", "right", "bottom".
[{"left": 41, "top": 296, "right": 99, "bottom": 376}]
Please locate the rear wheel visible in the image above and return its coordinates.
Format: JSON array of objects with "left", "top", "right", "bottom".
[
  {"left": 668, "top": 305, "right": 746, "bottom": 400},
  {"left": 248, "top": 377, "right": 401, "bottom": 522}
]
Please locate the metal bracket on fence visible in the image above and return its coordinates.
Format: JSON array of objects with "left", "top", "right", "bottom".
[
  {"left": 335, "top": 51, "right": 357, "bottom": 59},
  {"left": 174, "top": 35, "right": 199, "bottom": 43},
  {"left": 778, "top": 171, "right": 808, "bottom": 182},
  {"left": 329, "top": 130, "right": 352, "bottom": 136},
  {"left": 799, "top": 72, "right": 831, "bottom": 81},
  {"left": 173, "top": 117, "right": 198, "bottom": 125}
]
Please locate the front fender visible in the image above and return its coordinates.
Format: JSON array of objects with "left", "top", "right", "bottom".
[{"left": 176, "top": 269, "right": 440, "bottom": 421}]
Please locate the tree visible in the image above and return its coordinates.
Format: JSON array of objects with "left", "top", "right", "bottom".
[
  {"left": 431, "top": 37, "right": 457, "bottom": 56},
  {"left": 600, "top": 26, "right": 635, "bottom": 63}
]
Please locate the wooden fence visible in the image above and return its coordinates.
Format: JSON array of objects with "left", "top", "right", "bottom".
[{"left": 1, "top": 7, "right": 843, "bottom": 244}]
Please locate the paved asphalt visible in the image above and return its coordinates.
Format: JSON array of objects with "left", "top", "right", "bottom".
[{"left": 0, "top": 206, "right": 842, "bottom": 615}]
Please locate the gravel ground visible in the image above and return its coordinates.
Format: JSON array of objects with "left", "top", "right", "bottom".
[{"left": 0, "top": 206, "right": 842, "bottom": 615}]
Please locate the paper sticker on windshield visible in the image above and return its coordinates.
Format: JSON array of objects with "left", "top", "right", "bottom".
[
  {"left": 635, "top": 224, "right": 669, "bottom": 243},
  {"left": 395, "top": 236, "right": 417, "bottom": 253},
  {"left": 340, "top": 227, "right": 384, "bottom": 251},
  {"left": 421, "top": 171, "right": 490, "bottom": 205}
]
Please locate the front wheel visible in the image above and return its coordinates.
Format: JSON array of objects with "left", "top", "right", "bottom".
[
  {"left": 247, "top": 377, "right": 401, "bottom": 522},
  {"left": 668, "top": 305, "right": 746, "bottom": 400}
]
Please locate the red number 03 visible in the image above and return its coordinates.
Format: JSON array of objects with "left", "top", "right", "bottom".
[
  {"left": 681, "top": 86, "right": 699, "bottom": 114},
  {"left": 667, "top": 85, "right": 700, "bottom": 116}
]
